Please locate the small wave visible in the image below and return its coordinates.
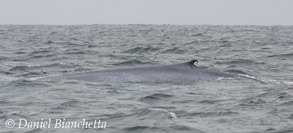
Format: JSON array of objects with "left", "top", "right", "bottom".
[
  {"left": 0, "top": 56, "right": 9, "bottom": 61},
  {"left": 45, "top": 40, "right": 80, "bottom": 46},
  {"left": 184, "top": 111, "right": 239, "bottom": 118},
  {"left": 0, "top": 74, "right": 17, "bottom": 82},
  {"left": 0, "top": 79, "right": 50, "bottom": 89},
  {"left": 267, "top": 53, "right": 293, "bottom": 58},
  {"left": 151, "top": 93, "right": 174, "bottom": 98},
  {"left": 163, "top": 47, "right": 186, "bottom": 54},
  {"left": 192, "top": 33, "right": 203, "bottom": 36},
  {"left": 199, "top": 99, "right": 224, "bottom": 104},
  {"left": 28, "top": 49, "right": 52, "bottom": 56},
  {"left": 144, "top": 108, "right": 177, "bottom": 119},
  {"left": 59, "top": 100, "right": 80, "bottom": 107},
  {"left": 8, "top": 63, "right": 76, "bottom": 72},
  {"left": 184, "top": 40, "right": 199, "bottom": 45},
  {"left": 123, "top": 46, "right": 160, "bottom": 54},
  {"left": 87, "top": 44, "right": 98, "bottom": 48},
  {"left": 138, "top": 95, "right": 161, "bottom": 103},
  {"left": 282, "top": 81, "right": 293, "bottom": 85},
  {"left": 20, "top": 71, "right": 47, "bottom": 78},
  {"left": 124, "top": 126, "right": 158, "bottom": 132},
  {"left": 14, "top": 51, "right": 27, "bottom": 55},
  {"left": 271, "top": 128, "right": 293, "bottom": 133},
  {"left": 171, "top": 99, "right": 195, "bottom": 104},
  {"left": 225, "top": 69, "right": 248, "bottom": 75},
  {"left": 220, "top": 43, "right": 232, "bottom": 47},
  {"left": 138, "top": 93, "right": 173, "bottom": 103},
  {"left": 45, "top": 40, "right": 55, "bottom": 44},
  {"left": 117, "top": 108, "right": 179, "bottom": 129},
  {"left": 63, "top": 49, "right": 98, "bottom": 55},
  {"left": 238, "top": 98, "right": 266, "bottom": 106},
  {"left": 280, "top": 101, "right": 293, "bottom": 106},
  {"left": 9, "top": 66, "right": 32, "bottom": 72},
  {"left": 218, "top": 59, "right": 256, "bottom": 65},
  {"left": 113, "top": 60, "right": 151, "bottom": 66},
  {"left": 62, "top": 41, "right": 79, "bottom": 46}
]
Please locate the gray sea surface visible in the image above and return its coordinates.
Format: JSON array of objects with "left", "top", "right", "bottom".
[{"left": 0, "top": 25, "right": 293, "bottom": 133}]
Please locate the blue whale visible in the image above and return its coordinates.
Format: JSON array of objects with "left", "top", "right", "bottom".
[{"left": 42, "top": 60, "right": 236, "bottom": 83}]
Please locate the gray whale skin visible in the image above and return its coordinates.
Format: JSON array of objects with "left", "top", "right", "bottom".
[{"left": 43, "top": 60, "right": 236, "bottom": 83}]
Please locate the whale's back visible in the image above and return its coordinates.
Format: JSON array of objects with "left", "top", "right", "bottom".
[{"left": 42, "top": 60, "right": 236, "bottom": 83}]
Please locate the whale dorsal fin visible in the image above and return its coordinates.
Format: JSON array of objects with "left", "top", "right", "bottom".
[{"left": 186, "top": 60, "right": 198, "bottom": 67}]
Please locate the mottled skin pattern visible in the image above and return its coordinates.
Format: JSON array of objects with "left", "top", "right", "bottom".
[{"left": 43, "top": 60, "right": 236, "bottom": 83}]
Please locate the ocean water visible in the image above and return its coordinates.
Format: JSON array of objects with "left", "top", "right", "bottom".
[{"left": 0, "top": 25, "right": 293, "bottom": 133}]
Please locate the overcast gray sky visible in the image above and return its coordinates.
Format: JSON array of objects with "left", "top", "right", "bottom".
[{"left": 0, "top": 0, "right": 292, "bottom": 25}]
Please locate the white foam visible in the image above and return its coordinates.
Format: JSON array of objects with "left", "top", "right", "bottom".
[{"left": 238, "top": 74, "right": 293, "bottom": 86}]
